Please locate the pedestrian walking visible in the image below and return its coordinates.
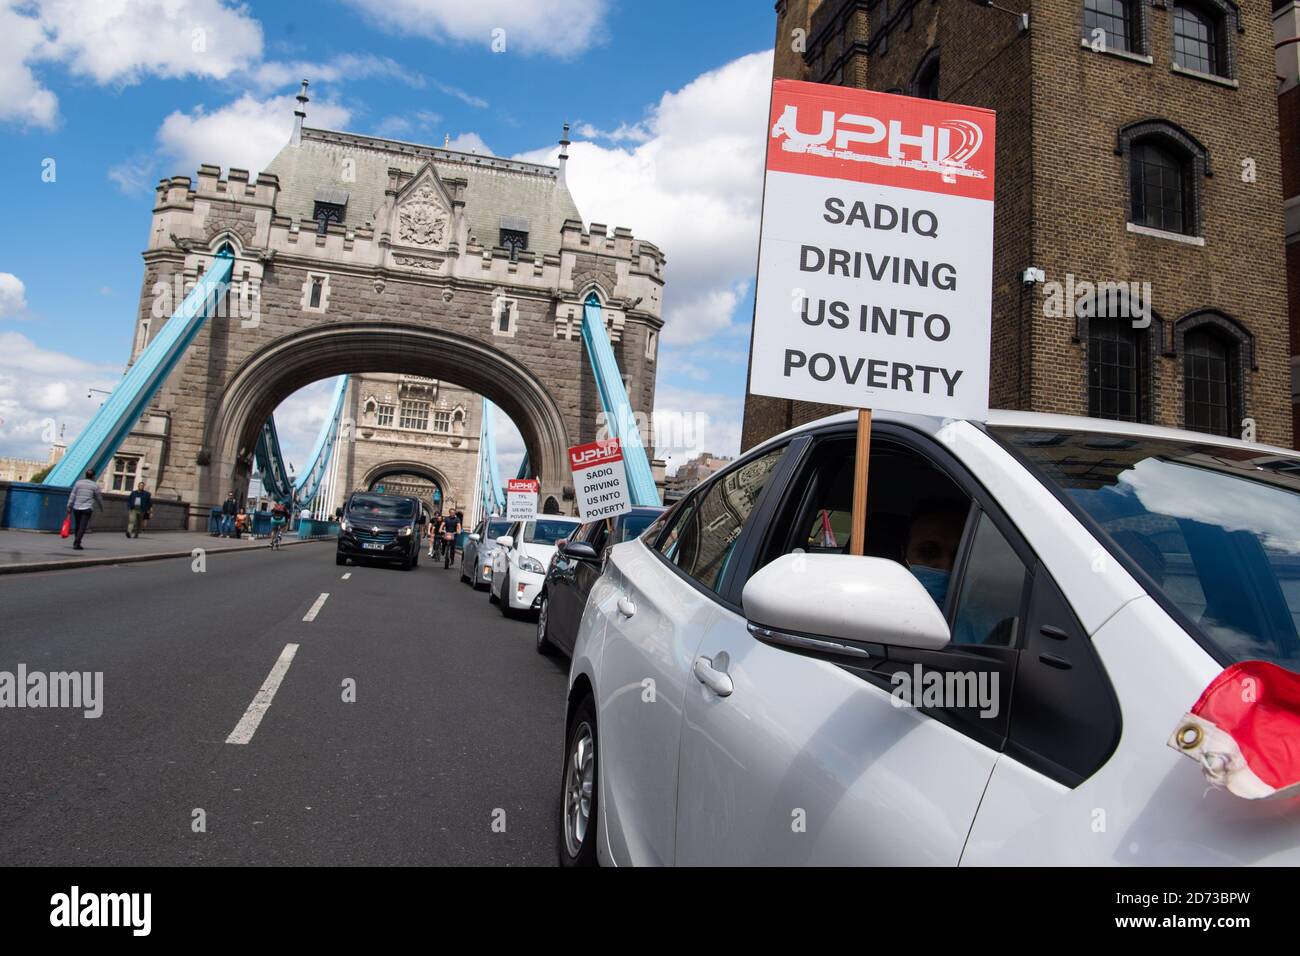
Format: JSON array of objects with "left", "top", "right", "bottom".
[
  {"left": 66, "top": 469, "right": 103, "bottom": 550},
  {"left": 126, "top": 481, "right": 152, "bottom": 538},
  {"left": 221, "top": 492, "right": 238, "bottom": 537}
]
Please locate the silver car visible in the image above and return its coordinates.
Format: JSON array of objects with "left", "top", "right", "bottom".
[{"left": 460, "top": 516, "right": 514, "bottom": 589}]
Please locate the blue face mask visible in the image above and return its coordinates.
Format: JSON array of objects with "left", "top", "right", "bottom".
[{"left": 909, "top": 565, "right": 950, "bottom": 608}]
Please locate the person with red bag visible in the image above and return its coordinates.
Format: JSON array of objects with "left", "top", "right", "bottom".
[{"left": 66, "top": 468, "right": 103, "bottom": 550}]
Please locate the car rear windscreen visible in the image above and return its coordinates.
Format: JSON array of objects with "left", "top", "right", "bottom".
[{"left": 993, "top": 426, "right": 1300, "bottom": 670}]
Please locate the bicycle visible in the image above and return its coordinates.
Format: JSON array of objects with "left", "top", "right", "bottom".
[{"left": 270, "top": 521, "right": 286, "bottom": 550}]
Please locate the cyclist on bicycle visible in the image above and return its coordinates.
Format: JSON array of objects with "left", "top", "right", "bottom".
[
  {"left": 441, "top": 510, "right": 461, "bottom": 569},
  {"left": 429, "top": 509, "right": 442, "bottom": 559},
  {"left": 269, "top": 500, "right": 288, "bottom": 549}
]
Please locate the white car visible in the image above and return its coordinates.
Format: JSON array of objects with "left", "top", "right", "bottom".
[
  {"left": 490, "top": 516, "right": 582, "bottom": 617},
  {"left": 558, "top": 409, "right": 1300, "bottom": 866}
]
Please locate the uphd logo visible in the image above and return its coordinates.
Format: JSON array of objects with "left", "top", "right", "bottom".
[
  {"left": 1042, "top": 273, "right": 1152, "bottom": 329},
  {"left": 890, "top": 663, "right": 999, "bottom": 718},
  {"left": 50, "top": 886, "right": 151, "bottom": 936},
  {"left": 772, "top": 105, "right": 986, "bottom": 177}
]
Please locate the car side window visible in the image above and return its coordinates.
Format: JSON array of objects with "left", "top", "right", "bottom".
[
  {"left": 758, "top": 437, "right": 972, "bottom": 615},
  {"left": 657, "top": 447, "right": 785, "bottom": 594},
  {"left": 949, "top": 512, "right": 1029, "bottom": 647}
]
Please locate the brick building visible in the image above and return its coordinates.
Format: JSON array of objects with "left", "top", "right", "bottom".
[
  {"left": 745, "top": 0, "right": 1292, "bottom": 449},
  {"left": 665, "top": 451, "right": 734, "bottom": 502},
  {"left": 1276, "top": 0, "right": 1300, "bottom": 438}
]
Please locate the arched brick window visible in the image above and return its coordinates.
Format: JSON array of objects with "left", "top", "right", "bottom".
[
  {"left": 1175, "top": 310, "right": 1253, "bottom": 437},
  {"left": 1117, "top": 120, "right": 1211, "bottom": 237}
]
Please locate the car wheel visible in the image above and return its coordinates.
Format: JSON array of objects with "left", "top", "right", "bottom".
[
  {"left": 335, "top": 552, "right": 346, "bottom": 566},
  {"left": 459, "top": 554, "right": 470, "bottom": 584},
  {"left": 499, "top": 573, "right": 514, "bottom": 617},
  {"left": 488, "top": 574, "right": 500, "bottom": 604},
  {"left": 536, "top": 593, "right": 555, "bottom": 655},
  {"left": 412, "top": 549, "right": 420, "bottom": 568},
  {"left": 558, "top": 695, "right": 598, "bottom": 867}
]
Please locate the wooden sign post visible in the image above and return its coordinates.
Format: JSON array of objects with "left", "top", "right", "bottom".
[{"left": 848, "top": 409, "right": 872, "bottom": 556}]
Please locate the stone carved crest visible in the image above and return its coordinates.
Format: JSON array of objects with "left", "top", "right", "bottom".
[{"left": 397, "top": 182, "right": 448, "bottom": 247}]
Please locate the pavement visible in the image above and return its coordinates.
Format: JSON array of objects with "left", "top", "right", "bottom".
[
  {"left": 0, "top": 542, "right": 569, "bottom": 865},
  {"left": 0, "top": 528, "right": 330, "bottom": 574}
]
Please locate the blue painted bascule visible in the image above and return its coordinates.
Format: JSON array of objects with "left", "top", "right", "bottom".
[
  {"left": 39, "top": 268, "right": 659, "bottom": 526},
  {"left": 254, "top": 416, "right": 294, "bottom": 503},
  {"left": 580, "top": 292, "right": 658, "bottom": 505},
  {"left": 46, "top": 248, "right": 236, "bottom": 487}
]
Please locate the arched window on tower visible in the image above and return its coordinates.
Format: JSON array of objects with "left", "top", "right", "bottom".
[{"left": 1088, "top": 315, "right": 1150, "bottom": 424}]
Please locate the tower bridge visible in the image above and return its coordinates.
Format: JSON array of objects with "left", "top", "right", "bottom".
[{"left": 54, "top": 85, "right": 666, "bottom": 527}]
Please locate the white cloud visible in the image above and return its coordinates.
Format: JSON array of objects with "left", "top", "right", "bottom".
[
  {"left": 0, "top": 273, "right": 29, "bottom": 318},
  {"left": 0, "top": 332, "right": 122, "bottom": 461},
  {"left": 651, "top": 384, "right": 744, "bottom": 475},
  {"left": 269, "top": 378, "right": 339, "bottom": 480},
  {"left": 157, "top": 92, "right": 352, "bottom": 177},
  {"left": 517, "top": 50, "right": 772, "bottom": 347},
  {"left": 0, "top": 5, "right": 58, "bottom": 127},
  {"left": 575, "top": 121, "right": 651, "bottom": 144},
  {"left": 249, "top": 54, "right": 424, "bottom": 93},
  {"left": 446, "top": 132, "right": 492, "bottom": 154},
  {"left": 31, "top": 0, "right": 263, "bottom": 85},
  {"left": 342, "top": 0, "right": 608, "bottom": 56},
  {"left": 0, "top": 0, "right": 264, "bottom": 129},
  {"left": 494, "top": 409, "right": 525, "bottom": 482},
  {"left": 434, "top": 81, "right": 489, "bottom": 109}
]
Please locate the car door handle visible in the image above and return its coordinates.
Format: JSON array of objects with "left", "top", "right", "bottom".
[
  {"left": 692, "top": 656, "right": 734, "bottom": 698},
  {"left": 617, "top": 596, "right": 636, "bottom": 618}
]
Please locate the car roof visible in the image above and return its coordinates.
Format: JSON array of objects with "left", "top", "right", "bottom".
[{"left": 751, "top": 407, "right": 1300, "bottom": 461}]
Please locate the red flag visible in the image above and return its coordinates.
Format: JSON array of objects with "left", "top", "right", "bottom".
[{"left": 1168, "top": 660, "right": 1300, "bottom": 800}]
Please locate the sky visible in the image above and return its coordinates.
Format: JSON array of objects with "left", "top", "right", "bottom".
[{"left": 0, "top": 0, "right": 775, "bottom": 478}]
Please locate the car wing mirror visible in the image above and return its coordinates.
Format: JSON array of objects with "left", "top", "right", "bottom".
[
  {"left": 563, "top": 541, "right": 599, "bottom": 562},
  {"left": 742, "top": 553, "right": 950, "bottom": 654},
  {"left": 495, "top": 535, "right": 514, "bottom": 549}
]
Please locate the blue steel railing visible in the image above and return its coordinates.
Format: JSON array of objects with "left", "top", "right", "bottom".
[
  {"left": 580, "top": 292, "right": 657, "bottom": 504},
  {"left": 254, "top": 416, "right": 294, "bottom": 503},
  {"left": 47, "top": 248, "right": 236, "bottom": 486},
  {"left": 293, "top": 375, "right": 348, "bottom": 508}
]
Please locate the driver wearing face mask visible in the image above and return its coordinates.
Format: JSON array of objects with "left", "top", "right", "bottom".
[{"left": 902, "top": 499, "right": 968, "bottom": 608}]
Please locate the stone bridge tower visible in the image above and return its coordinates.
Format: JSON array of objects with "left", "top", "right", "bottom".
[{"left": 115, "top": 89, "right": 665, "bottom": 526}]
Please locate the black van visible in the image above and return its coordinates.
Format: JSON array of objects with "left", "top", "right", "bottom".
[{"left": 336, "top": 492, "right": 425, "bottom": 569}]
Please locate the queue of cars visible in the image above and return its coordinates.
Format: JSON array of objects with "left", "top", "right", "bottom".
[
  {"left": 551, "top": 410, "right": 1300, "bottom": 867},
  {"left": 437, "top": 408, "right": 1300, "bottom": 866}
]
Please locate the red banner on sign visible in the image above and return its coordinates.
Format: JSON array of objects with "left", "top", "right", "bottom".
[
  {"left": 568, "top": 439, "right": 624, "bottom": 472},
  {"left": 766, "top": 79, "right": 996, "bottom": 202},
  {"left": 507, "top": 478, "right": 539, "bottom": 493}
]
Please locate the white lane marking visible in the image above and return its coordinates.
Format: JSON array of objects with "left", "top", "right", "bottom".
[
  {"left": 341, "top": 572, "right": 351, "bottom": 580},
  {"left": 225, "top": 643, "right": 299, "bottom": 745},
  {"left": 303, "top": 592, "right": 330, "bottom": 622}
]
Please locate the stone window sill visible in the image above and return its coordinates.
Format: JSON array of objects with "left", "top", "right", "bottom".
[
  {"left": 1171, "top": 64, "right": 1238, "bottom": 88},
  {"left": 1079, "top": 39, "right": 1153, "bottom": 66},
  {"left": 1126, "top": 222, "right": 1206, "bottom": 246}
]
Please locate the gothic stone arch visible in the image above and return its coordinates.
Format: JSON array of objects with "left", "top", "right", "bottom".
[{"left": 119, "top": 127, "right": 665, "bottom": 527}]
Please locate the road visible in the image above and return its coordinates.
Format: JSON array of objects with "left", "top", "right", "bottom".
[{"left": 0, "top": 540, "right": 570, "bottom": 866}]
